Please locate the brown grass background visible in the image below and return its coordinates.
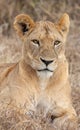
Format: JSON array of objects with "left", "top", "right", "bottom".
[{"left": 0, "top": 0, "right": 80, "bottom": 129}]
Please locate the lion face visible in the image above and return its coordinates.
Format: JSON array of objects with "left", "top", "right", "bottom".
[{"left": 14, "top": 14, "right": 70, "bottom": 77}]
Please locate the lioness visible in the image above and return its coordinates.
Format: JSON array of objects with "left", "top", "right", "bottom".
[{"left": 0, "top": 13, "right": 77, "bottom": 130}]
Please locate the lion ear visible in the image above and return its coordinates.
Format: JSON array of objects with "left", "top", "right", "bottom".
[
  {"left": 57, "top": 13, "right": 70, "bottom": 36},
  {"left": 14, "top": 14, "right": 35, "bottom": 38}
]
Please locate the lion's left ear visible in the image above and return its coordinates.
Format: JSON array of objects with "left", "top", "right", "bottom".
[
  {"left": 14, "top": 14, "right": 35, "bottom": 38},
  {"left": 56, "top": 13, "right": 70, "bottom": 36}
]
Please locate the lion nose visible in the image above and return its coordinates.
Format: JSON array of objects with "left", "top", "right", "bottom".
[{"left": 40, "top": 58, "right": 53, "bottom": 66}]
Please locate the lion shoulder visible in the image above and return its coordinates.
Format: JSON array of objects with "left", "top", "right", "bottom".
[{"left": 0, "top": 63, "right": 18, "bottom": 83}]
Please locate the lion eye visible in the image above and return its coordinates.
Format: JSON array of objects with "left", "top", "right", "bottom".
[
  {"left": 54, "top": 40, "right": 61, "bottom": 47},
  {"left": 31, "top": 39, "right": 40, "bottom": 46}
]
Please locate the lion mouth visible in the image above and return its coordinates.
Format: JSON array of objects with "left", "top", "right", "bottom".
[{"left": 38, "top": 68, "right": 53, "bottom": 72}]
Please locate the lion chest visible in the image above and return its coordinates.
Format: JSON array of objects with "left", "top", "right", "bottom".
[{"left": 26, "top": 93, "right": 52, "bottom": 119}]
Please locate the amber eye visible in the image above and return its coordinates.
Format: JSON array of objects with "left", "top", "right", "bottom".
[
  {"left": 31, "top": 39, "right": 40, "bottom": 46},
  {"left": 54, "top": 40, "right": 61, "bottom": 47}
]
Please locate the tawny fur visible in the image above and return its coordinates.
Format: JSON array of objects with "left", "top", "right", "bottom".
[{"left": 0, "top": 14, "right": 77, "bottom": 130}]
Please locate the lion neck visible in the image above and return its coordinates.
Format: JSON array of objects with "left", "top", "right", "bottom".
[{"left": 37, "top": 71, "right": 53, "bottom": 90}]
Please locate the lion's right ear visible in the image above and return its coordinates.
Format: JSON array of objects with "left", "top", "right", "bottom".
[{"left": 14, "top": 14, "right": 35, "bottom": 38}]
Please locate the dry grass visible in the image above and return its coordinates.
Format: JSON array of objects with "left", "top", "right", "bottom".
[{"left": 0, "top": 0, "right": 80, "bottom": 129}]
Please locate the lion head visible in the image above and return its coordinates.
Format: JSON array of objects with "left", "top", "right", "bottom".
[{"left": 14, "top": 13, "right": 70, "bottom": 78}]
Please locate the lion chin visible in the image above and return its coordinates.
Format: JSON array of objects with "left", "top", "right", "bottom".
[{"left": 37, "top": 65, "right": 57, "bottom": 79}]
